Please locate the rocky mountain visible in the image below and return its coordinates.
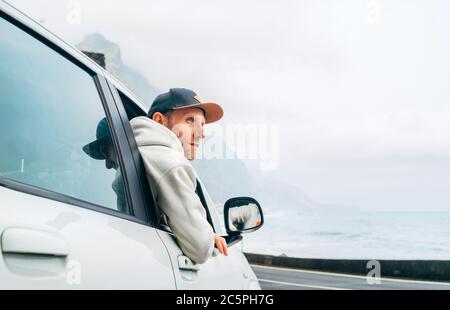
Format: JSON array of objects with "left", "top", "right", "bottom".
[
  {"left": 75, "top": 33, "right": 315, "bottom": 215},
  {"left": 193, "top": 155, "right": 316, "bottom": 215},
  {"left": 76, "top": 33, "right": 158, "bottom": 106}
]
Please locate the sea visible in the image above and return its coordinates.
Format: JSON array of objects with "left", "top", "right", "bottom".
[{"left": 242, "top": 209, "right": 450, "bottom": 260}]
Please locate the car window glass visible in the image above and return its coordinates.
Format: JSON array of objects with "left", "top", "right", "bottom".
[{"left": 0, "top": 17, "right": 130, "bottom": 214}]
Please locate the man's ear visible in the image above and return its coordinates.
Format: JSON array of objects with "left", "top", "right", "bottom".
[{"left": 152, "top": 112, "right": 167, "bottom": 126}]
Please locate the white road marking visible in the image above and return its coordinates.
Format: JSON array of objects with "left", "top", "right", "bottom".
[
  {"left": 258, "top": 278, "right": 351, "bottom": 290},
  {"left": 251, "top": 264, "right": 450, "bottom": 287}
]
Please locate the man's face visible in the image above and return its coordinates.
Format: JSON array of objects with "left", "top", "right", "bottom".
[{"left": 165, "top": 107, "right": 206, "bottom": 160}]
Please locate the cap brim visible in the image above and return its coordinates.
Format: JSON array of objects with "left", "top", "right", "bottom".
[
  {"left": 172, "top": 102, "right": 224, "bottom": 124},
  {"left": 82, "top": 137, "right": 109, "bottom": 160}
]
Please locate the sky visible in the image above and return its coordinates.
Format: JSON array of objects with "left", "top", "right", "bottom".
[{"left": 6, "top": 0, "right": 450, "bottom": 211}]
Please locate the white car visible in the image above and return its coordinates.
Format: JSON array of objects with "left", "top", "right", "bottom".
[{"left": 0, "top": 0, "right": 263, "bottom": 289}]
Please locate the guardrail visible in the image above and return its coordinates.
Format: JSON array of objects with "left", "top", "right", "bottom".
[{"left": 244, "top": 253, "right": 450, "bottom": 282}]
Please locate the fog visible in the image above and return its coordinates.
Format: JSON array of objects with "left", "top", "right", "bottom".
[{"left": 7, "top": 0, "right": 450, "bottom": 211}]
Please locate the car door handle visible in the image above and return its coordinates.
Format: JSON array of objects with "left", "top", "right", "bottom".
[
  {"left": 1, "top": 227, "right": 69, "bottom": 257},
  {"left": 178, "top": 255, "right": 199, "bottom": 271}
]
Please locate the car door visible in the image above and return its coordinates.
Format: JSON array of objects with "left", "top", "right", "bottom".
[
  {"left": 155, "top": 186, "right": 252, "bottom": 290},
  {"left": 0, "top": 7, "right": 175, "bottom": 289}
]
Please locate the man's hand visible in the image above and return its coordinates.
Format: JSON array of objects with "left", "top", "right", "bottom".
[{"left": 214, "top": 235, "right": 229, "bottom": 256}]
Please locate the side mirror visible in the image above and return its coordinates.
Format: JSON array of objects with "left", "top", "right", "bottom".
[{"left": 224, "top": 197, "right": 264, "bottom": 235}]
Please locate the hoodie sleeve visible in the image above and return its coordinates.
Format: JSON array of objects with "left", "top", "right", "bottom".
[{"left": 156, "top": 165, "right": 215, "bottom": 264}]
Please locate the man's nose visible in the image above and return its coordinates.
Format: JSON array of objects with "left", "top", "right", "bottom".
[{"left": 194, "top": 122, "right": 205, "bottom": 140}]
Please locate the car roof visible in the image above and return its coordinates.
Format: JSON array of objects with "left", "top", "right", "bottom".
[{"left": 0, "top": 0, "right": 149, "bottom": 114}]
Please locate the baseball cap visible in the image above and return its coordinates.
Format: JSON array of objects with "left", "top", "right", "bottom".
[
  {"left": 82, "top": 118, "right": 113, "bottom": 160},
  {"left": 148, "top": 88, "right": 224, "bottom": 124}
]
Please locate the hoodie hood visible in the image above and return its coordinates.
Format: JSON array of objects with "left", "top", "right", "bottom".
[{"left": 130, "top": 116, "right": 184, "bottom": 152}]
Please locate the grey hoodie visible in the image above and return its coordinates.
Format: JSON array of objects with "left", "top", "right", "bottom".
[{"left": 130, "top": 116, "right": 215, "bottom": 264}]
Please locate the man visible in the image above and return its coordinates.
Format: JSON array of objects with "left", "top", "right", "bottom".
[{"left": 130, "top": 88, "right": 228, "bottom": 264}]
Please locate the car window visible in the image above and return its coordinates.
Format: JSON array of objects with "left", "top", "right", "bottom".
[{"left": 0, "top": 16, "right": 130, "bottom": 214}]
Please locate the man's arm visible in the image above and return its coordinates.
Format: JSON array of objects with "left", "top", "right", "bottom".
[{"left": 156, "top": 165, "right": 215, "bottom": 264}]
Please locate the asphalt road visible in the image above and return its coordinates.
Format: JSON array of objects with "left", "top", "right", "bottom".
[{"left": 251, "top": 264, "right": 450, "bottom": 290}]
